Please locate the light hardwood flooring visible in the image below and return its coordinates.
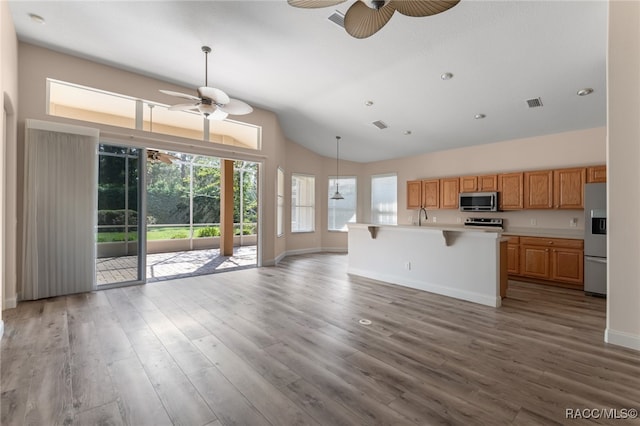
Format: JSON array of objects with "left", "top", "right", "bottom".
[{"left": 1, "top": 253, "right": 639, "bottom": 425}]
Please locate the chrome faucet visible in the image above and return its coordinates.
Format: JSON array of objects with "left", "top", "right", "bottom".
[{"left": 418, "top": 207, "right": 428, "bottom": 226}]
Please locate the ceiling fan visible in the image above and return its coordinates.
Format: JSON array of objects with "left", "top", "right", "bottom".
[
  {"left": 160, "top": 46, "right": 253, "bottom": 120},
  {"left": 147, "top": 149, "right": 179, "bottom": 164},
  {"left": 288, "top": 0, "right": 460, "bottom": 39}
]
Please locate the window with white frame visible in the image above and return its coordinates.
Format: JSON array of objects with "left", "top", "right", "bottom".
[
  {"left": 371, "top": 173, "right": 397, "bottom": 225},
  {"left": 277, "top": 167, "right": 284, "bottom": 237},
  {"left": 291, "top": 174, "right": 315, "bottom": 232},
  {"left": 328, "top": 176, "right": 357, "bottom": 231}
]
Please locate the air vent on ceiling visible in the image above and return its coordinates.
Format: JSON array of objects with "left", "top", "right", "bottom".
[
  {"left": 328, "top": 10, "right": 345, "bottom": 28},
  {"left": 526, "top": 97, "right": 543, "bottom": 108},
  {"left": 372, "top": 120, "right": 388, "bottom": 130}
]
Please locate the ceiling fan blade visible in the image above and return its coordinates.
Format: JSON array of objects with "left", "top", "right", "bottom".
[
  {"left": 198, "top": 86, "right": 230, "bottom": 104},
  {"left": 159, "top": 89, "right": 200, "bottom": 101},
  {"left": 344, "top": 1, "right": 395, "bottom": 39},
  {"left": 158, "top": 154, "right": 173, "bottom": 165},
  {"left": 288, "top": 0, "right": 347, "bottom": 8},
  {"left": 390, "top": 0, "right": 459, "bottom": 17},
  {"left": 218, "top": 99, "right": 253, "bottom": 115},
  {"left": 207, "top": 108, "right": 229, "bottom": 121},
  {"left": 168, "top": 103, "right": 199, "bottom": 112}
]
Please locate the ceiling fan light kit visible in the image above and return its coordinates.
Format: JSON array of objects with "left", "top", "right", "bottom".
[
  {"left": 160, "top": 46, "right": 253, "bottom": 120},
  {"left": 288, "top": 0, "right": 460, "bottom": 38}
]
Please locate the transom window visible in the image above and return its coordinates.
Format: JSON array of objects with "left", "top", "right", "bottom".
[{"left": 47, "top": 79, "right": 261, "bottom": 150}]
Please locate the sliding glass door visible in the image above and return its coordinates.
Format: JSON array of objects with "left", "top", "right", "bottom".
[{"left": 95, "top": 144, "right": 146, "bottom": 287}]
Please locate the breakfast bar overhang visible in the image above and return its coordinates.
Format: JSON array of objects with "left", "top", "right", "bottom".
[{"left": 348, "top": 223, "right": 507, "bottom": 307}]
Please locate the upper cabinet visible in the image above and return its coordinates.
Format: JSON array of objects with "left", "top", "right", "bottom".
[
  {"left": 460, "top": 176, "right": 478, "bottom": 193},
  {"left": 554, "top": 167, "right": 586, "bottom": 209},
  {"left": 406, "top": 180, "right": 423, "bottom": 209},
  {"left": 498, "top": 172, "right": 524, "bottom": 210},
  {"left": 478, "top": 175, "right": 498, "bottom": 191},
  {"left": 440, "top": 178, "right": 459, "bottom": 209},
  {"left": 406, "top": 179, "right": 439, "bottom": 209},
  {"left": 586, "top": 165, "right": 606, "bottom": 183},
  {"left": 406, "top": 164, "right": 598, "bottom": 211},
  {"left": 459, "top": 174, "right": 497, "bottom": 192},
  {"left": 423, "top": 179, "right": 440, "bottom": 209},
  {"left": 524, "top": 170, "right": 553, "bottom": 209}
]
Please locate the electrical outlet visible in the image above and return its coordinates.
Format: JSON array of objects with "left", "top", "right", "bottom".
[
  {"left": 530, "top": 219, "right": 537, "bottom": 226},
  {"left": 570, "top": 217, "right": 578, "bottom": 227},
  {"left": 408, "top": 215, "right": 413, "bottom": 224},
  {"left": 404, "top": 261, "right": 411, "bottom": 271},
  {"left": 457, "top": 217, "right": 462, "bottom": 223},
  {"left": 432, "top": 216, "right": 437, "bottom": 223}
]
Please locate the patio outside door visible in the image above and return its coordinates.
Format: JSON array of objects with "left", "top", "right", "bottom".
[{"left": 95, "top": 144, "right": 146, "bottom": 287}]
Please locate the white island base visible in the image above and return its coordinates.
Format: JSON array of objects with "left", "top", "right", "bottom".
[{"left": 348, "top": 223, "right": 505, "bottom": 307}]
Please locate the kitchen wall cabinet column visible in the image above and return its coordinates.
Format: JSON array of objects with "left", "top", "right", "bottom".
[
  {"left": 498, "top": 172, "right": 523, "bottom": 210},
  {"left": 554, "top": 167, "right": 586, "bottom": 209},
  {"left": 406, "top": 180, "right": 422, "bottom": 209},
  {"left": 422, "top": 180, "right": 440, "bottom": 209},
  {"left": 587, "top": 165, "right": 607, "bottom": 183},
  {"left": 440, "top": 178, "right": 459, "bottom": 209},
  {"left": 524, "top": 170, "right": 553, "bottom": 209}
]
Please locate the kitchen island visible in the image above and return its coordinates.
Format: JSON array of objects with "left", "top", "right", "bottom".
[{"left": 348, "top": 223, "right": 505, "bottom": 307}]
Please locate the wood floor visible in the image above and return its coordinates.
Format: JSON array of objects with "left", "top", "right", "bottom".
[{"left": 2, "top": 253, "right": 639, "bottom": 425}]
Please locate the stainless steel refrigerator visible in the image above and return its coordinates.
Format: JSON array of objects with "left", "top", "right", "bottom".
[{"left": 584, "top": 183, "right": 607, "bottom": 296}]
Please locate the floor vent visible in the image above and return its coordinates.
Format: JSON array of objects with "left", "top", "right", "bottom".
[
  {"left": 372, "top": 120, "right": 388, "bottom": 130},
  {"left": 328, "top": 10, "right": 345, "bottom": 28},
  {"left": 526, "top": 97, "right": 543, "bottom": 108}
]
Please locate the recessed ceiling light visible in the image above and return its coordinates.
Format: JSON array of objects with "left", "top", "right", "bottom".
[
  {"left": 577, "top": 88, "right": 594, "bottom": 96},
  {"left": 441, "top": 72, "right": 453, "bottom": 80},
  {"left": 474, "top": 114, "right": 486, "bottom": 119},
  {"left": 404, "top": 130, "right": 412, "bottom": 135},
  {"left": 365, "top": 100, "right": 374, "bottom": 106},
  {"left": 28, "top": 13, "right": 45, "bottom": 24}
]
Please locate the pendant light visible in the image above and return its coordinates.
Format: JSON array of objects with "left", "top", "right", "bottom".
[{"left": 331, "top": 136, "right": 344, "bottom": 200}]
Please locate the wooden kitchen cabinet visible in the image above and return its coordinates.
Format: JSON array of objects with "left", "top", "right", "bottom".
[
  {"left": 551, "top": 247, "right": 584, "bottom": 285},
  {"left": 587, "top": 165, "right": 606, "bottom": 183},
  {"left": 554, "top": 167, "right": 585, "bottom": 209},
  {"left": 459, "top": 174, "right": 497, "bottom": 193},
  {"left": 422, "top": 179, "right": 440, "bottom": 209},
  {"left": 406, "top": 179, "right": 439, "bottom": 209},
  {"left": 524, "top": 170, "right": 553, "bottom": 209},
  {"left": 498, "top": 172, "right": 524, "bottom": 210},
  {"left": 406, "top": 180, "right": 422, "bottom": 209},
  {"left": 517, "top": 237, "right": 584, "bottom": 287},
  {"left": 440, "top": 177, "right": 460, "bottom": 209},
  {"left": 506, "top": 236, "right": 520, "bottom": 275},
  {"left": 478, "top": 174, "right": 498, "bottom": 191},
  {"left": 460, "top": 175, "right": 478, "bottom": 193}
]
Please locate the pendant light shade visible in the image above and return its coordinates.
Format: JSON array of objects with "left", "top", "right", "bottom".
[{"left": 331, "top": 136, "right": 344, "bottom": 200}]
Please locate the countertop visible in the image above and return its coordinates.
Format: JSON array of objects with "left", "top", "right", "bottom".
[
  {"left": 350, "top": 223, "right": 584, "bottom": 239},
  {"left": 502, "top": 227, "right": 584, "bottom": 239}
]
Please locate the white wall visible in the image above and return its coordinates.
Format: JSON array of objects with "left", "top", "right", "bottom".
[
  {"left": 1, "top": 1, "right": 19, "bottom": 322},
  {"left": 606, "top": 0, "right": 640, "bottom": 351}
]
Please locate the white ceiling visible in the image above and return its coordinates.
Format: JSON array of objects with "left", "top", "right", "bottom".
[{"left": 8, "top": 0, "right": 607, "bottom": 163}]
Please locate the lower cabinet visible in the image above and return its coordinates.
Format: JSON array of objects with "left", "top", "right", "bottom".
[{"left": 509, "top": 236, "right": 584, "bottom": 288}]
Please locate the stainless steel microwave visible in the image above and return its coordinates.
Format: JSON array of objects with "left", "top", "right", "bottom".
[{"left": 459, "top": 192, "right": 499, "bottom": 212}]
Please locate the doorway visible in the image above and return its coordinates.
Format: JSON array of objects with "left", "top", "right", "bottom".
[{"left": 95, "top": 144, "right": 146, "bottom": 287}]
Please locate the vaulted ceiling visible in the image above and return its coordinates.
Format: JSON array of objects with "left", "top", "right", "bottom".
[{"left": 9, "top": 1, "right": 607, "bottom": 162}]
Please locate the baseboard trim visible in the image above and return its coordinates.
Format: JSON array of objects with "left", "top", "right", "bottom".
[
  {"left": 269, "top": 247, "right": 348, "bottom": 266},
  {"left": 605, "top": 328, "right": 640, "bottom": 351},
  {"left": 3, "top": 296, "right": 17, "bottom": 310}
]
